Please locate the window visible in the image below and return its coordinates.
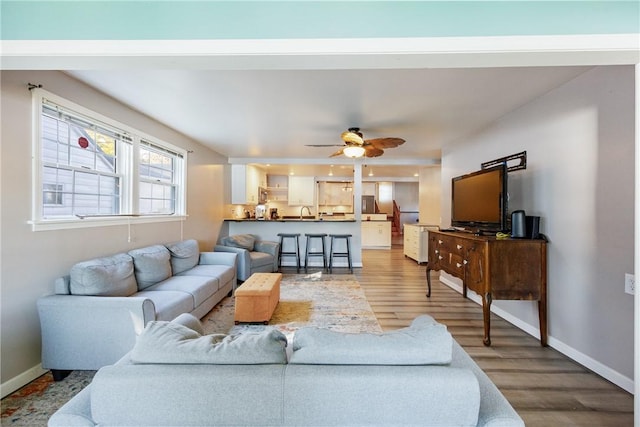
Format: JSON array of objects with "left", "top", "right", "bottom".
[{"left": 33, "top": 89, "right": 186, "bottom": 230}]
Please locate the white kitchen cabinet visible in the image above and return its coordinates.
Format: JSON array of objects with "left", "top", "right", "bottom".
[
  {"left": 361, "top": 221, "right": 391, "bottom": 249},
  {"left": 288, "top": 176, "right": 315, "bottom": 206},
  {"left": 231, "top": 164, "right": 266, "bottom": 204},
  {"left": 403, "top": 224, "right": 430, "bottom": 263}
]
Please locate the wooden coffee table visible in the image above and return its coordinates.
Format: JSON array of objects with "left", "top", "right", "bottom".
[{"left": 234, "top": 273, "right": 282, "bottom": 324}]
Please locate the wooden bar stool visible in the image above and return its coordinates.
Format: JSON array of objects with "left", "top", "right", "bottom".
[
  {"left": 277, "top": 233, "right": 300, "bottom": 272},
  {"left": 328, "top": 234, "right": 353, "bottom": 273},
  {"left": 304, "top": 233, "right": 327, "bottom": 272}
]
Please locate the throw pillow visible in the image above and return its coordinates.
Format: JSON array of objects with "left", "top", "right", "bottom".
[
  {"left": 130, "top": 322, "right": 288, "bottom": 365},
  {"left": 128, "top": 245, "right": 172, "bottom": 290},
  {"left": 70, "top": 253, "right": 138, "bottom": 296},
  {"left": 290, "top": 315, "right": 452, "bottom": 365},
  {"left": 165, "top": 239, "right": 200, "bottom": 275},
  {"left": 225, "top": 234, "right": 255, "bottom": 251}
]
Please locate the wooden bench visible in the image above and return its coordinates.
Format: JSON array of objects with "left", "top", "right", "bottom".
[{"left": 234, "top": 273, "right": 282, "bottom": 324}]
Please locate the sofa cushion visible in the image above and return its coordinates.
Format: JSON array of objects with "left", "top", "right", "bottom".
[
  {"left": 177, "top": 264, "right": 235, "bottom": 286},
  {"left": 165, "top": 239, "right": 200, "bottom": 275},
  {"left": 130, "top": 321, "right": 287, "bottom": 365},
  {"left": 249, "top": 251, "right": 275, "bottom": 268},
  {"left": 171, "top": 313, "right": 205, "bottom": 335},
  {"left": 223, "top": 234, "right": 255, "bottom": 251},
  {"left": 69, "top": 253, "right": 137, "bottom": 296},
  {"left": 146, "top": 275, "right": 219, "bottom": 307},
  {"left": 290, "top": 315, "right": 452, "bottom": 365},
  {"left": 128, "top": 245, "right": 172, "bottom": 290}
]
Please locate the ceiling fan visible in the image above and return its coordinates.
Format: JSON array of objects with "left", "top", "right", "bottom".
[{"left": 306, "top": 127, "right": 405, "bottom": 158}]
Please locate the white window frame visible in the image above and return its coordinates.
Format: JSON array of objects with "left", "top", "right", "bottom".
[{"left": 31, "top": 89, "right": 187, "bottom": 231}]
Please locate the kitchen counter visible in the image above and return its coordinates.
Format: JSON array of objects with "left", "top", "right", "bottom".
[
  {"left": 224, "top": 218, "right": 356, "bottom": 222},
  {"left": 220, "top": 218, "right": 362, "bottom": 268}
]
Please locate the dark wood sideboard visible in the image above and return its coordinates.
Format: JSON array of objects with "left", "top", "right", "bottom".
[{"left": 426, "top": 230, "right": 547, "bottom": 346}]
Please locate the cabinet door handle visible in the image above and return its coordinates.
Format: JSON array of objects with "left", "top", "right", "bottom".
[
  {"left": 438, "top": 240, "right": 443, "bottom": 244},
  {"left": 463, "top": 260, "right": 468, "bottom": 265},
  {"left": 456, "top": 262, "right": 462, "bottom": 268},
  {"left": 434, "top": 249, "right": 439, "bottom": 254},
  {"left": 456, "top": 244, "right": 463, "bottom": 250},
  {"left": 438, "top": 256, "right": 443, "bottom": 260}
]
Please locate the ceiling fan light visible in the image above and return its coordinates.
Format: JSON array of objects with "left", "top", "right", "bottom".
[{"left": 343, "top": 145, "right": 365, "bottom": 158}]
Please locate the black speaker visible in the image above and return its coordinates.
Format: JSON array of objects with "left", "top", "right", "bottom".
[
  {"left": 526, "top": 216, "right": 540, "bottom": 239},
  {"left": 511, "top": 210, "right": 526, "bottom": 238}
]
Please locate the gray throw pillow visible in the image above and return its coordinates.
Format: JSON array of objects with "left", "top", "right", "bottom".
[
  {"left": 130, "top": 321, "right": 288, "bottom": 365},
  {"left": 165, "top": 239, "right": 200, "bottom": 274},
  {"left": 70, "top": 253, "right": 137, "bottom": 296},
  {"left": 128, "top": 245, "right": 172, "bottom": 290},
  {"left": 290, "top": 315, "right": 452, "bottom": 365},
  {"left": 225, "top": 234, "right": 255, "bottom": 251}
]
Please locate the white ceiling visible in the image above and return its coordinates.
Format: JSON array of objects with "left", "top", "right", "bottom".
[{"left": 67, "top": 66, "right": 589, "bottom": 178}]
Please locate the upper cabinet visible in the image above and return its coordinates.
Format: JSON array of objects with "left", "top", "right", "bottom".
[
  {"left": 288, "top": 176, "right": 315, "bottom": 206},
  {"left": 231, "top": 164, "right": 266, "bottom": 204}
]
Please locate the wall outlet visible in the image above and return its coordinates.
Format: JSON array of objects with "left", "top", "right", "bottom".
[{"left": 624, "top": 273, "right": 635, "bottom": 295}]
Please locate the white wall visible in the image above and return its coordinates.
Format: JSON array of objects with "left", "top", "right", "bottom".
[
  {"left": 0, "top": 71, "right": 228, "bottom": 392},
  {"left": 441, "top": 65, "right": 635, "bottom": 389},
  {"left": 419, "top": 166, "right": 442, "bottom": 225}
]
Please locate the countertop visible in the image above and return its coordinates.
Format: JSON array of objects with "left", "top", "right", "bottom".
[{"left": 224, "top": 218, "right": 356, "bottom": 222}]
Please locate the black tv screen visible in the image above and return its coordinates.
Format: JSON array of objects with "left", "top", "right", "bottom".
[{"left": 451, "top": 165, "right": 507, "bottom": 232}]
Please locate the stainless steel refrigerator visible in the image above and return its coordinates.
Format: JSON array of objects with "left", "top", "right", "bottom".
[{"left": 361, "top": 195, "right": 376, "bottom": 214}]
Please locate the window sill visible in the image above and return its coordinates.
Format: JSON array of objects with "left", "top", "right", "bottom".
[{"left": 30, "top": 215, "right": 187, "bottom": 232}]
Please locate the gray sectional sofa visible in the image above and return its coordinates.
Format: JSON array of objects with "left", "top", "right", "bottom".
[
  {"left": 49, "top": 314, "right": 524, "bottom": 427},
  {"left": 37, "top": 239, "right": 237, "bottom": 380}
]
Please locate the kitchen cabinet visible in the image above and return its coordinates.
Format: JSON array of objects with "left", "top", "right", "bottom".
[
  {"left": 231, "top": 164, "right": 266, "bottom": 204},
  {"left": 361, "top": 221, "right": 391, "bottom": 248},
  {"left": 288, "top": 176, "right": 315, "bottom": 206}
]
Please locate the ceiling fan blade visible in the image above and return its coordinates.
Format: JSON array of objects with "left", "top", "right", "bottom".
[
  {"left": 329, "top": 147, "right": 345, "bottom": 158},
  {"left": 365, "top": 137, "right": 405, "bottom": 149},
  {"left": 341, "top": 131, "right": 364, "bottom": 145},
  {"left": 305, "top": 144, "right": 344, "bottom": 147},
  {"left": 364, "top": 146, "right": 384, "bottom": 157}
]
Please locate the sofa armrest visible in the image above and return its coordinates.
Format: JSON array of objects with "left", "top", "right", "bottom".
[
  {"left": 214, "top": 245, "right": 251, "bottom": 280},
  {"left": 254, "top": 241, "right": 279, "bottom": 257},
  {"left": 254, "top": 241, "right": 280, "bottom": 273},
  {"left": 37, "top": 295, "right": 156, "bottom": 371},
  {"left": 47, "top": 385, "right": 95, "bottom": 426},
  {"left": 199, "top": 251, "right": 237, "bottom": 268}
]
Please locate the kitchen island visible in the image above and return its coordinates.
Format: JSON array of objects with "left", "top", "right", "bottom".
[{"left": 221, "top": 218, "right": 362, "bottom": 269}]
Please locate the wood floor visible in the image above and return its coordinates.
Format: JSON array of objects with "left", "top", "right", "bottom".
[{"left": 353, "top": 244, "right": 634, "bottom": 427}]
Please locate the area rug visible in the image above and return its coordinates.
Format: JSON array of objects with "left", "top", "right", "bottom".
[{"left": 1, "top": 273, "right": 380, "bottom": 426}]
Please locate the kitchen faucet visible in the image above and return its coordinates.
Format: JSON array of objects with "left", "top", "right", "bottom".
[{"left": 300, "top": 206, "right": 312, "bottom": 219}]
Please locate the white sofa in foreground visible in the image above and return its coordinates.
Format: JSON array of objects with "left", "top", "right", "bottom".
[
  {"left": 48, "top": 314, "right": 524, "bottom": 427},
  {"left": 37, "top": 239, "right": 237, "bottom": 380}
]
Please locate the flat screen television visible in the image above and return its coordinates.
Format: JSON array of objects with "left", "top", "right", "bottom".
[{"left": 451, "top": 164, "right": 507, "bottom": 232}]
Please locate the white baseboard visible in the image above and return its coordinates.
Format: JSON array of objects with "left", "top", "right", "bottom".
[
  {"left": 1, "top": 363, "right": 48, "bottom": 398},
  {"left": 439, "top": 275, "right": 634, "bottom": 394}
]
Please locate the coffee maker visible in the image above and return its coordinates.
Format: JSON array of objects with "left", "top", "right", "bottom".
[
  {"left": 269, "top": 208, "right": 278, "bottom": 220},
  {"left": 255, "top": 204, "right": 266, "bottom": 220}
]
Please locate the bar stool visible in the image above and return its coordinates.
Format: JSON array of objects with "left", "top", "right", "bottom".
[
  {"left": 328, "top": 234, "right": 353, "bottom": 273},
  {"left": 277, "top": 233, "right": 300, "bottom": 272},
  {"left": 304, "top": 233, "right": 327, "bottom": 272}
]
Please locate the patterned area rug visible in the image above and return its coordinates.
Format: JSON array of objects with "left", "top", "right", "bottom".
[{"left": 1, "top": 273, "right": 380, "bottom": 426}]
